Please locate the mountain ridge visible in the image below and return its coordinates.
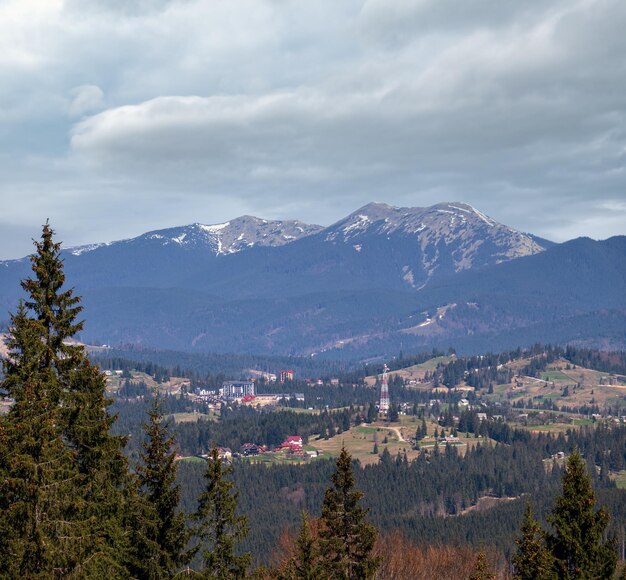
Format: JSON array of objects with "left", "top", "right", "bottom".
[
  {"left": 68, "top": 216, "right": 324, "bottom": 258},
  {"left": 1, "top": 203, "right": 622, "bottom": 357}
]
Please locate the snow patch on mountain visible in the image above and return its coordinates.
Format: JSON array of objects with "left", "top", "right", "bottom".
[
  {"left": 70, "top": 242, "right": 111, "bottom": 256},
  {"left": 198, "top": 222, "right": 230, "bottom": 234},
  {"left": 321, "top": 201, "right": 547, "bottom": 283}
]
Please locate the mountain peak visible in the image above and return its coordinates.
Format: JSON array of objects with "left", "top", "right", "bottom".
[
  {"left": 429, "top": 202, "right": 497, "bottom": 227},
  {"left": 323, "top": 201, "right": 547, "bottom": 280},
  {"left": 68, "top": 216, "right": 323, "bottom": 258}
]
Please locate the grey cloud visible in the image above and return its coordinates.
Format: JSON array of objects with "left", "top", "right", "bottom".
[
  {"left": 68, "top": 85, "right": 105, "bottom": 117},
  {"left": 358, "top": 0, "right": 557, "bottom": 45},
  {"left": 0, "top": 0, "right": 625, "bottom": 259}
]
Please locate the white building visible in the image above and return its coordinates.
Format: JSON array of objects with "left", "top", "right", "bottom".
[{"left": 220, "top": 380, "right": 255, "bottom": 399}]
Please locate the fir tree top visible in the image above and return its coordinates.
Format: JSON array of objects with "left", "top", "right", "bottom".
[{"left": 547, "top": 449, "right": 617, "bottom": 579}]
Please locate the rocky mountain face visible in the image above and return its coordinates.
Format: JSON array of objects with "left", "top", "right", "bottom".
[
  {"left": 70, "top": 216, "right": 323, "bottom": 257},
  {"left": 320, "top": 202, "right": 546, "bottom": 287},
  {"left": 0, "top": 202, "right": 621, "bottom": 356}
]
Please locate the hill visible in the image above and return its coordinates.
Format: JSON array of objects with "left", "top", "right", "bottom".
[{"left": 0, "top": 203, "right": 624, "bottom": 356}]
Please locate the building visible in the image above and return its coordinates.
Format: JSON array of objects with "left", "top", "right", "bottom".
[
  {"left": 275, "top": 393, "right": 305, "bottom": 402},
  {"left": 217, "top": 448, "right": 232, "bottom": 460},
  {"left": 279, "top": 435, "right": 303, "bottom": 449},
  {"left": 240, "top": 443, "right": 261, "bottom": 456},
  {"left": 279, "top": 369, "right": 294, "bottom": 383},
  {"left": 220, "top": 380, "right": 255, "bottom": 399},
  {"left": 278, "top": 437, "right": 305, "bottom": 455}
]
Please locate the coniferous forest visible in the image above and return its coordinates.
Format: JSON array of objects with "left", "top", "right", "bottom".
[{"left": 1, "top": 225, "right": 625, "bottom": 578}]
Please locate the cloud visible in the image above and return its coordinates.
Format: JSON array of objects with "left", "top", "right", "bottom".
[
  {"left": 0, "top": 0, "right": 625, "bottom": 258},
  {"left": 68, "top": 85, "right": 104, "bottom": 117}
]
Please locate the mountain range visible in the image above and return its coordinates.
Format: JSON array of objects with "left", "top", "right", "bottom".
[{"left": 0, "top": 202, "right": 624, "bottom": 357}]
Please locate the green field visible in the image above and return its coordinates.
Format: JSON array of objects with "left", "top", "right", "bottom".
[
  {"left": 541, "top": 371, "right": 572, "bottom": 382},
  {"left": 242, "top": 451, "right": 332, "bottom": 465},
  {"left": 612, "top": 470, "right": 626, "bottom": 489},
  {"left": 176, "top": 456, "right": 206, "bottom": 464},
  {"left": 169, "top": 411, "right": 216, "bottom": 423},
  {"left": 415, "top": 356, "right": 455, "bottom": 371},
  {"left": 528, "top": 424, "right": 571, "bottom": 432}
]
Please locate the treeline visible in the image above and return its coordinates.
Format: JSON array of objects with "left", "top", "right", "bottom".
[
  {"left": 95, "top": 342, "right": 625, "bottom": 408},
  {"left": 564, "top": 345, "right": 626, "bottom": 375},
  {"left": 113, "top": 395, "right": 476, "bottom": 460},
  {"left": 0, "top": 226, "right": 191, "bottom": 577},
  {"left": 1, "top": 226, "right": 623, "bottom": 578},
  {"left": 174, "top": 407, "right": 354, "bottom": 454},
  {"left": 0, "top": 225, "right": 382, "bottom": 579},
  {"left": 93, "top": 347, "right": 352, "bottom": 381},
  {"left": 175, "top": 421, "right": 626, "bottom": 564},
  {"left": 413, "top": 343, "right": 626, "bottom": 392}
]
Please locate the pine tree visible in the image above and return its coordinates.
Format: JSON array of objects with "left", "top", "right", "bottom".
[
  {"left": 0, "top": 223, "right": 134, "bottom": 576},
  {"left": 0, "top": 305, "right": 87, "bottom": 576},
  {"left": 194, "top": 447, "right": 251, "bottom": 579},
  {"left": 280, "top": 512, "right": 322, "bottom": 580},
  {"left": 468, "top": 550, "right": 496, "bottom": 580},
  {"left": 546, "top": 450, "right": 617, "bottom": 579},
  {"left": 137, "top": 396, "right": 193, "bottom": 577},
  {"left": 512, "top": 501, "right": 555, "bottom": 580},
  {"left": 318, "top": 447, "right": 379, "bottom": 579},
  {"left": 21, "top": 222, "right": 84, "bottom": 377}
]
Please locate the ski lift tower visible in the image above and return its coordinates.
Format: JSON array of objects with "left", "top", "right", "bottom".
[{"left": 379, "top": 364, "right": 390, "bottom": 414}]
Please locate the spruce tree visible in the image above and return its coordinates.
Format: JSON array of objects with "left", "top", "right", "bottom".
[
  {"left": 279, "top": 512, "right": 322, "bottom": 580},
  {"left": 469, "top": 550, "right": 496, "bottom": 580},
  {"left": 293, "top": 512, "right": 319, "bottom": 580},
  {"left": 546, "top": 450, "right": 617, "bottom": 579},
  {"left": 194, "top": 447, "right": 250, "bottom": 579},
  {"left": 0, "top": 223, "right": 134, "bottom": 576},
  {"left": 292, "top": 512, "right": 321, "bottom": 580},
  {"left": 318, "top": 447, "right": 379, "bottom": 579},
  {"left": 0, "top": 305, "right": 87, "bottom": 576},
  {"left": 512, "top": 501, "right": 555, "bottom": 580},
  {"left": 137, "top": 396, "right": 193, "bottom": 577}
]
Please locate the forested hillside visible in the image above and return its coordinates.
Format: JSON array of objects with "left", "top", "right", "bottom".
[
  {"left": 1, "top": 225, "right": 625, "bottom": 578},
  {"left": 1, "top": 208, "right": 623, "bottom": 356}
]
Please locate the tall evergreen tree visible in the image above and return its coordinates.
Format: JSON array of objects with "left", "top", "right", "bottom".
[
  {"left": 0, "top": 223, "right": 135, "bottom": 576},
  {"left": 280, "top": 512, "right": 322, "bottom": 580},
  {"left": 512, "top": 501, "right": 555, "bottom": 580},
  {"left": 194, "top": 447, "right": 250, "bottom": 579},
  {"left": 0, "top": 304, "right": 88, "bottom": 576},
  {"left": 318, "top": 447, "right": 379, "bottom": 579},
  {"left": 468, "top": 550, "right": 496, "bottom": 580},
  {"left": 137, "top": 396, "right": 193, "bottom": 577},
  {"left": 546, "top": 450, "right": 617, "bottom": 579}
]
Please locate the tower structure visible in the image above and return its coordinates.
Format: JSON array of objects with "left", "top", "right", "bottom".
[{"left": 379, "top": 364, "right": 390, "bottom": 414}]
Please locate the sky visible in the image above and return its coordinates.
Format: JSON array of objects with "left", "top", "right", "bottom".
[{"left": 1, "top": 0, "right": 625, "bottom": 259}]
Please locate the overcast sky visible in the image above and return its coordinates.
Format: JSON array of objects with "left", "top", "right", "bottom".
[{"left": 1, "top": 0, "right": 625, "bottom": 259}]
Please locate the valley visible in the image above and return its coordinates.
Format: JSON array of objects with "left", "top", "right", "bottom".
[{"left": 2, "top": 226, "right": 626, "bottom": 576}]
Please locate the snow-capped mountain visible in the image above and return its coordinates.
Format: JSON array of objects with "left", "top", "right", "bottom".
[
  {"left": 0, "top": 201, "right": 551, "bottom": 303},
  {"left": 5, "top": 201, "right": 621, "bottom": 357},
  {"left": 323, "top": 202, "right": 546, "bottom": 281},
  {"left": 70, "top": 216, "right": 323, "bottom": 257}
]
